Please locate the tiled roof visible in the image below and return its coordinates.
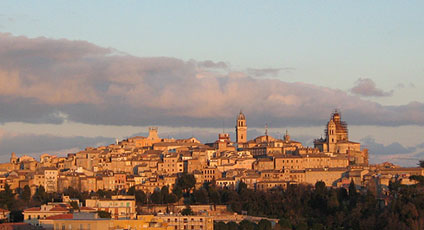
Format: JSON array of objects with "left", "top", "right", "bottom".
[
  {"left": 24, "top": 207, "right": 41, "bottom": 212},
  {"left": 45, "top": 214, "right": 73, "bottom": 220},
  {"left": 49, "top": 207, "right": 69, "bottom": 212}
]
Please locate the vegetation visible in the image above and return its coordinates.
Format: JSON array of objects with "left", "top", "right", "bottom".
[
  {"left": 2, "top": 171, "right": 424, "bottom": 229},
  {"left": 97, "top": 210, "right": 112, "bottom": 218}
]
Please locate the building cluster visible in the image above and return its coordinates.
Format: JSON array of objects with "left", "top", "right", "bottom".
[
  {"left": 0, "top": 110, "right": 423, "bottom": 228},
  {"left": 0, "top": 111, "right": 421, "bottom": 195}
]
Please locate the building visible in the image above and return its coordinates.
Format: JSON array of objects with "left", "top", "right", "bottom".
[
  {"left": 23, "top": 204, "right": 70, "bottom": 225},
  {"left": 85, "top": 195, "right": 136, "bottom": 219},
  {"left": 0, "top": 208, "right": 10, "bottom": 221},
  {"left": 156, "top": 215, "right": 213, "bottom": 230},
  {"left": 236, "top": 111, "right": 247, "bottom": 147},
  {"left": 39, "top": 214, "right": 173, "bottom": 230}
]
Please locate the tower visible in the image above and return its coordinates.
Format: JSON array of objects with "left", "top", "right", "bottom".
[
  {"left": 10, "top": 152, "right": 17, "bottom": 164},
  {"left": 326, "top": 110, "right": 349, "bottom": 153},
  {"left": 327, "top": 118, "right": 337, "bottom": 152},
  {"left": 236, "top": 111, "right": 247, "bottom": 146}
]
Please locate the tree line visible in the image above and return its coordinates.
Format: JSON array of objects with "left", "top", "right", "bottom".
[{"left": 2, "top": 173, "right": 424, "bottom": 229}]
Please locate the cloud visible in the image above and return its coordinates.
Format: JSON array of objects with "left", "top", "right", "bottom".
[
  {"left": 247, "top": 67, "right": 295, "bottom": 77},
  {"left": 195, "top": 60, "right": 228, "bottom": 69},
  {"left": 350, "top": 78, "right": 393, "bottom": 97},
  {"left": 360, "top": 136, "right": 424, "bottom": 166},
  {"left": 0, "top": 33, "right": 424, "bottom": 128},
  {"left": 0, "top": 128, "right": 114, "bottom": 162},
  {"left": 360, "top": 136, "right": 416, "bottom": 155}
]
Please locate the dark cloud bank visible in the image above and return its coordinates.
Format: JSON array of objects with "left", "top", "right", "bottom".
[{"left": 0, "top": 33, "right": 424, "bottom": 129}]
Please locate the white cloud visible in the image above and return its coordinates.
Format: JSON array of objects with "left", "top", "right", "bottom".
[{"left": 0, "top": 33, "right": 424, "bottom": 128}]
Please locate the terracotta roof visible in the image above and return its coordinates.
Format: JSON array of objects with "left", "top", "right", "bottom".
[
  {"left": 79, "top": 207, "right": 96, "bottom": 211},
  {"left": 24, "top": 207, "right": 41, "bottom": 212},
  {"left": 45, "top": 214, "right": 73, "bottom": 220},
  {"left": 0, "top": 208, "right": 9, "bottom": 212},
  {"left": 49, "top": 207, "right": 69, "bottom": 212}
]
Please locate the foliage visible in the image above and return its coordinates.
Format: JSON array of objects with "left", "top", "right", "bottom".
[
  {"left": 69, "top": 201, "right": 79, "bottom": 211},
  {"left": 173, "top": 173, "right": 196, "bottom": 198},
  {"left": 181, "top": 205, "right": 194, "bottom": 216},
  {"left": 97, "top": 210, "right": 112, "bottom": 218},
  {"left": 19, "top": 185, "right": 31, "bottom": 202}
]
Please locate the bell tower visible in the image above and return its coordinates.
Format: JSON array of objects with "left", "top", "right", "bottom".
[{"left": 236, "top": 111, "right": 247, "bottom": 146}]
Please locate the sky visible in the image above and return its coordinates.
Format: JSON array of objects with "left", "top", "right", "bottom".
[{"left": 0, "top": 1, "right": 423, "bottom": 165}]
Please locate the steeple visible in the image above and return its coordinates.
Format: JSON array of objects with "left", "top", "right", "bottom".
[
  {"left": 284, "top": 130, "right": 290, "bottom": 142},
  {"left": 236, "top": 111, "right": 247, "bottom": 146}
]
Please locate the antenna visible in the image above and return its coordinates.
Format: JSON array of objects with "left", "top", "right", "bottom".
[{"left": 265, "top": 123, "right": 268, "bottom": 136}]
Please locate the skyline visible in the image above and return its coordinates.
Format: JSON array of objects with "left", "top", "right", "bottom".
[{"left": 0, "top": 1, "right": 424, "bottom": 166}]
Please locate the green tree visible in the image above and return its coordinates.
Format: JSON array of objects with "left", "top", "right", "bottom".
[
  {"left": 70, "top": 201, "right": 79, "bottom": 211},
  {"left": 151, "top": 189, "right": 162, "bottom": 204},
  {"left": 257, "top": 219, "right": 272, "bottom": 230},
  {"left": 127, "top": 186, "right": 136, "bottom": 195},
  {"left": 214, "top": 221, "right": 229, "bottom": 230},
  {"left": 135, "top": 189, "right": 147, "bottom": 205},
  {"left": 194, "top": 188, "right": 209, "bottom": 204},
  {"left": 278, "top": 218, "right": 292, "bottom": 230},
  {"left": 33, "top": 186, "right": 48, "bottom": 204},
  {"left": 238, "top": 220, "right": 255, "bottom": 230},
  {"left": 97, "top": 210, "right": 111, "bottom": 218},
  {"left": 227, "top": 221, "right": 239, "bottom": 230},
  {"left": 20, "top": 185, "right": 31, "bottom": 203},
  {"left": 173, "top": 173, "right": 196, "bottom": 197},
  {"left": 0, "top": 184, "right": 16, "bottom": 210},
  {"left": 181, "top": 205, "right": 194, "bottom": 216}
]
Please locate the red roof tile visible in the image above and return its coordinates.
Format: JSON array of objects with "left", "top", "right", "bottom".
[
  {"left": 24, "top": 207, "right": 41, "bottom": 212},
  {"left": 45, "top": 214, "right": 73, "bottom": 220},
  {"left": 49, "top": 207, "right": 69, "bottom": 212}
]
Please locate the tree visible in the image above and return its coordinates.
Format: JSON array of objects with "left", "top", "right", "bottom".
[
  {"left": 0, "top": 184, "right": 16, "bottom": 210},
  {"left": 227, "top": 221, "right": 239, "bottom": 230},
  {"left": 127, "top": 186, "right": 136, "bottom": 195},
  {"left": 135, "top": 189, "right": 147, "bottom": 205},
  {"left": 70, "top": 201, "right": 79, "bottom": 211},
  {"left": 278, "top": 218, "right": 292, "bottom": 230},
  {"left": 257, "top": 219, "right": 272, "bottom": 230},
  {"left": 238, "top": 220, "right": 255, "bottom": 230},
  {"left": 97, "top": 210, "right": 111, "bottom": 218},
  {"left": 151, "top": 189, "right": 162, "bottom": 204},
  {"left": 237, "top": 181, "right": 248, "bottom": 194},
  {"left": 33, "top": 186, "right": 48, "bottom": 204},
  {"left": 419, "top": 160, "right": 424, "bottom": 168},
  {"left": 194, "top": 188, "right": 209, "bottom": 204},
  {"left": 214, "top": 221, "right": 229, "bottom": 230},
  {"left": 174, "top": 173, "right": 196, "bottom": 197},
  {"left": 20, "top": 185, "right": 31, "bottom": 203},
  {"left": 9, "top": 211, "right": 23, "bottom": 222},
  {"left": 181, "top": 205, "right": 194, "bottom": 216}
]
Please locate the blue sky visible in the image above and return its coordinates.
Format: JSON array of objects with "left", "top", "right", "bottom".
[{"left": 0, "top": 1, "right": 423, "bottom": 165}]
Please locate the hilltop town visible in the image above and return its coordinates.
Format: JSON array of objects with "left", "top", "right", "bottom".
[{"left": 0, "top": 111, "right": 422, "bottom": 230}]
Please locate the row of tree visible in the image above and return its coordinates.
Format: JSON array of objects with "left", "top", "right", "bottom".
[{"left": 2, "top": 172, "right": 424, "bottom": 229}]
